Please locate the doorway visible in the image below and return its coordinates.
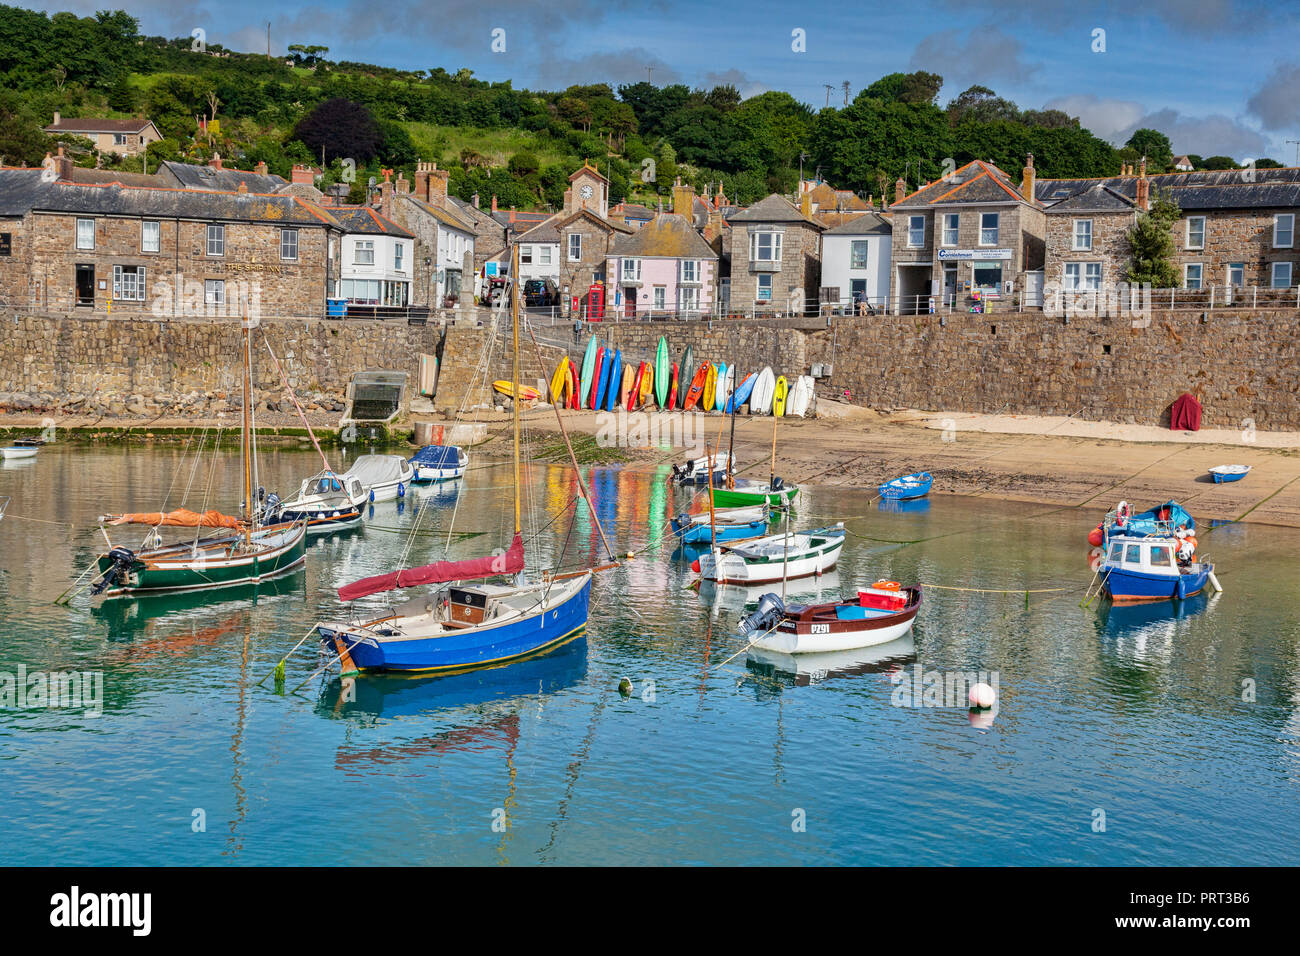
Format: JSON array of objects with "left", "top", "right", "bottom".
[{"left": 75, "top": 264, "right": 95, "bottom": 307}]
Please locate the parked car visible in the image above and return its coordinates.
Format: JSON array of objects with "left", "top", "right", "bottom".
[{"left": 523, "top": 278, "right": 560, "bottom": 308}]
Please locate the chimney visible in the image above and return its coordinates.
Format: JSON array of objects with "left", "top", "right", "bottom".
[
  {"left": 1139, "top": 156, "right": 1147, "bottom": 179},
  {"left": 378, "top": 178, "right": 394, "bottom": 218},
  {"left": 414, "top": 160, "right": 431, "bottom": 200},
  {"left": 894, "top": 176, "right": 907, "bottom": 204},
  {"left": 254, "top": 160, "right": 268, "bottom": 176},
  {"left": 291, "top": 164, "right": 315, "bottom": 185},
  {"left": 800, "top": 191, "right": 812, "bottom": 219},
  {"left": 52, "top": 110, "right": 60, "bottom": 126},
  {"left": 54, "top": 144, "right": 72, "bottom": 181},
  {"left": 209, "top": 152, "right": 223, "bottom": 170},
  {"left": 237, "top": 181, "right": 247, "bottom": 194},
  {"left": 1021, "top": 152, "right": 1035, "bottom": 202},
  {"left": 396, "top": 172, "right": 410, "bottom": 195},
  {"left": 429, "top": 163, "right": 449, "bottom": 202},
  {"left": 563, "top": 187, "right": 573, "bottom": 212},
  {"left": 491, "top": 195, "right": 498, "bottom": 213},
  {"left": 472, "top": 193, "right": 480, "bottom": 208},
  {"left": 672, "top": 177, "right": 694, "bottom": 217},
  {"left": 1135, "top": 162, "right": 1150, "bottom": 212}
]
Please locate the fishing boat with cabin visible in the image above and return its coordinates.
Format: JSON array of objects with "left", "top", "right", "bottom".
[{"left": 738, "top": 581, "right": 922, "bottom": 653}]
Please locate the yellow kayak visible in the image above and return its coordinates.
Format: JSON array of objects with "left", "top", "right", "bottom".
[
  {"left": 639, "top": 364, "right": 655, "bottom": 408},
  {"left": 702, "top": 363, "right": 717, "bottom": 411},
  {"left": 494, "top": 380, "right": 540, "bottom": 401},
  {"left": 549, "top": 358, "right": 570, "bottom": 405},
  {"left": 773, "top": 375, "right": 787, "bottom": 417}
]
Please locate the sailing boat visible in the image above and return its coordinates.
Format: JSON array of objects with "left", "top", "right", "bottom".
[
  {"left": 92, "top": 316, "right": 307, "bottom": 598},
  {"left": 315, "top": 246, "right": 602, "bottom": 676},
  {"left": 709, "top": 373, "right": 799, "bottom": 509}
]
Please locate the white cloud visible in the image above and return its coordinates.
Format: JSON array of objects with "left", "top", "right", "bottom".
[
  {"left": 1246, "top": 62, "right": 1300, "bottom": 130},
  {"left": 1044, "top": 94, "right": 1270, "bottom": 160},
  {"left": 910, "top": 28, "right": 1040, "bottom": 88}
]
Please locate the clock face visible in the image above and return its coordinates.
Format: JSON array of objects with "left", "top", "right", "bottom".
[{"left": 580, "top": 184, "right": 594, "bottom": 200}]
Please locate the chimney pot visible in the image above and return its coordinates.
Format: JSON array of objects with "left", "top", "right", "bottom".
[
  {"left": 894, "top": 176, "right": 907, "bottom": 204},
  {"left": 491, "top": 195, "right": 498, "bottom": 212},
  {"left": 1021, "top": 152, "right": 1036, "bottom": 202},
  {"left": 210, "top": 152, "right": 223, "bottom": 170},
  {"left": 52, "top": 111, "right": 60, "bottom": 126}
]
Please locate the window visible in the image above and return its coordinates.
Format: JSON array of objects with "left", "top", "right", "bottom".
[
  {"left": 750, "top": 231, "right": 782, "bottom": 261},
  {"left": 520, "top": 246, "right": 533, "bottom": 264},
  {"left": 1273, "top": 262, "right": 1294, "bottom": 288},
  {"left": 850, "top": 240, "right": 869, "bottom": 268},
  {"left": 1186, "top": 216, "right": 1206, "bottom": 250},
  {"left": 941, "top": 214, "right": 959, "bottom": 247},
  {"left": 539, "top": 245, "right": 553, "bottom": 265},
  {"left": 621, "top": 258, "right": 640, "bottom": 281},
  {"left": 204, "top": 279, "right": 225, "bottom": 306},
  {"left": 113, "top": 133, "right": 126, "bottom": 146},
  {"left": 680, "top": 286, "right": 699, "bottom": 312},
  {"left": 1064, "top": 263, "right": 1101, "bottom": 291},
  {"left": 1124, "top": 544, "right": 1141, "bottom": 564},
  {"left": 394, "top": 243, "right": 404, "bottom": 271},
  {"left": 973, "top": 261, "right": 1003, "bottom": 291},
  {"left": 354, "top": 240, "right": 374, "bottom": 265},
  {"left": 142, "top": 221, "right": 160, "bottom": 253},
  {"left": 653, "top": 286, "right": 665, "bottom": 310},
  {"left": 568, "top": 234, "right": 582, "bottom": 261},
  {"left": 906, "top": 216, "right": 924, "bottom": 248},
  {"left": 76, "top": 218, "right": 95, "bottom": 250},
  {"left": 1184, "top": 263, "right": 1203, "bottom": 289},
  {"left": 340, "top": 278, "right": 381, "bottom": 304},
  {"left": 979, "top": 212, "right": 999, "bottom": 246},
  {"left": 1072, "top": 219, "right": 1093, "bottom": 251},
  {"left": 112, "top": 265, "right": 146, "bottom": 301},
  {"left": 206, "top": 223, "right": 224, "bottom": 257},
  {"left": 280, "top": 228, "right": 298, "bottom": 261},
  {"left": 680, "top": 259, "right": 699, "bottom": 282},
  {"left": 850, "top": 278, "right": 867, "bottom": 304},
  {"left": 756, "top": 273, "right": 772, "bottom": 301},
  {"left": 1150, "top": 546, "right": 1173, "bottom": 568},
  {"left": 1108, "top": 542, "right": 1123, "bottom": 563},
  {"left": 1228, "top": 262, "right": 1244, "bottom": 287},
  {"left": 1274, "top": 214, "right": 1294, "bottom": 248}
]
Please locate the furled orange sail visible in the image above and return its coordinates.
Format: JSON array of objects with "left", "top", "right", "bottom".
[{"left": 104, "top": 509, "right": 244, "bottom": 529}]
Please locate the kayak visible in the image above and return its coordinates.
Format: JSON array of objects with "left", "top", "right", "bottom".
[
  {"left": 666, "top": 362, "right": 679, "bottom": 411},
  {"left": 604, "top": 349, "right": 623, "bottom": 412},
  {"left": 493, "top": 381, "right": 540, "bottom": 401},
  {"left": 579, "top": 336, "right": 599, "bottom": 405},
  {"left": 549, "top": 357, "right": 570, "bottom": 405},
  {"left": 678, "top": 346, "right": 694, "bottom": 408},
  {"left": 654, "top": 336, "right": 670, "bottom": 409},
  {"left": 702, "top": 363, "right": 717, "bottom": 411},
  {"left": 773, "top": 375, "right": 787, "bottom": 417},
  {"left": 684, "top": 361, "right": 708, "bottom": 411}
]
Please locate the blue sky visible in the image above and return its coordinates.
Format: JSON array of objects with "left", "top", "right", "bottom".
[{"left": 28, "top": 0, "right": 1300, "bottom": 162}]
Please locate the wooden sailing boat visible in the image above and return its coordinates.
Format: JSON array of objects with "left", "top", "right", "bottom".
[
  {"left": 709, "top": 372, "right": 799, "bottom": 509},
  {"left": 92, "top": 315, "right": 307, "bottom": 598},
  {"left": 315, "top": 245, "right": 607, "bottom": 676}
]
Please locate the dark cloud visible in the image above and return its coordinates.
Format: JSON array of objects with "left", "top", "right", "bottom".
[
  {"left": 698, "top": 69, "right": 766, "bottom": 99},
  {"left": 910, "top": 28, "right": 1040, "bottom": 88},
  {"left": 1043, "top": 94, "right": 1270, "bottom": 160},
  {"left": 530, "top": 50, "right": 681, "bottom": 91},
  {"left": 1246, "top": 62, "right": 1300, "bottom": 130}
]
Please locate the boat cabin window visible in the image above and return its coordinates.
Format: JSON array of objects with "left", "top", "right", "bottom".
[
  {"left": 1124, "top": 544, "right": 1141, "bottom": 564},
  {"left": 1149, "top": 545, "right": 1173, "bottom": 567},
  {"left": 1108, "top": 542, "right": 1123, "bottom": 562}
]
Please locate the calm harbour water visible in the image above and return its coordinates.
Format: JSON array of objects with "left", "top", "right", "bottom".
[{"left": 2, "top": 443, "right": 1299, "bottom": 866}]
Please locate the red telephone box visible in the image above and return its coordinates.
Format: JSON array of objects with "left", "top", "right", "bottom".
[{"left": 585, "top": 281, "right": 605, "bottom": 320}]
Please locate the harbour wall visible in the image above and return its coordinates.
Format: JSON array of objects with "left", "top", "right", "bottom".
[{"left": 1, "top": 310, "right": 1297, "bottom": 430}]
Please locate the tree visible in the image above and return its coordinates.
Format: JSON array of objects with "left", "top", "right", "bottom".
[
  {"left": 292, "top": 97, "right": 382, "bottom": 164},
  {"left": 287, "top": 44, "right": 330, "bottom": 67},
  {"left": 1124, "top": 128, "right": 1173, "bottom": 172},
  {"left": 1126, "top": 191, "right": 1182, "bottom": 288},
  {"left": 1200, "top": 155, "right": 1240, "bottom": 170},
  {"left": 0, "top": 101, "right": 51, "bottom": 166},
  {"left": 1254, "top": 157, "right": 1283, "bottom": 168},
  {"left": 862, "top": 71, "right": 943, "bottom": 106}
]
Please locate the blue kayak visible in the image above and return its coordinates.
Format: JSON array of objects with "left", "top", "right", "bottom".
[
  {"left": 724, "top": 372, "right": 757, "bottom": 414},
  {"left": 604, "top": 349, "right": 623, "bottom": 411},
  {"left": 878, "top": 471, "right": 932, "bottom": 500}
]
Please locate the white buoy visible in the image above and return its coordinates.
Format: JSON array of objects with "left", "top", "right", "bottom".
[
  {"left": 969, "top": 682, "right": 997, "bottom": 709},
  {"left": 617, "top": 677, "right": 633, "bottom": 697},
  {"left": 1208, "top": 570, "right": 1223, "bottom": 593}
]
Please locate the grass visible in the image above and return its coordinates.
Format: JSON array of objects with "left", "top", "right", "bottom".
[
  {"left": 530, "top": 432, "right": 630, "bottom": 465},
  {"left": 402, "top": 122, "right": 574, "bottom": 169}
]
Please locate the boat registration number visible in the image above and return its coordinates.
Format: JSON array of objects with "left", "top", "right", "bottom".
[{"left": 811, "top": 624, "right": 830, "bottom": 634}]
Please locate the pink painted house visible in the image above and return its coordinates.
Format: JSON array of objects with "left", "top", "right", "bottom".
[{"left": 606, "top": 213, "right": 719, "bottom": 318}]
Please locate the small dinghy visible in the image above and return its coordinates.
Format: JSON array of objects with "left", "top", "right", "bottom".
[
  {"left": 272, "top": 470, "right": 367, "bottom": 533},
  {"left": 738, "top": 581, "right": 921, "bottom": 654},
  {"left": 670, "top": 505, "right": 770, "bottom": 544},
  {"left": 710, "top": 477, "right": 798, "bottom": 509},
  {"left": 693, "top": 524, "right": 844, "bottom": 584},
  {"left": 1209, "top": 464, "right": 1251, "bottom": 483},
  {"left": 409, "top": 445, "right": 468, "bottom": 483},
  {"left": 342, "top": 454, "right": 415, "bottom": 503},
  {"left": 0, "top": 446, "right": 39, "bottom": 460},
  {"left": 670, "top": 452, "right": 734, "bottom": 486},
  {"left": 1100, "top": 533, "right": 1218, "bottom": 603},
  {"left": 878, "top": 471, "right": 932, "bottom": 500}
]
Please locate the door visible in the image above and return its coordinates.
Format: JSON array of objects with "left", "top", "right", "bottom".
[
  {"left": 75, "top": 264, "right": 95, "bottom": 307},
  {"left": 942, "top": 265, "right": 957, "bottom": 307},
  {"left": 1024, "top": 270, "right": 1044, "bottom": 308}
]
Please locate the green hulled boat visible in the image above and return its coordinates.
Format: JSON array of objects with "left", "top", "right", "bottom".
[{"left": 711, "top": 480, "right": 799, "bottom": 509}]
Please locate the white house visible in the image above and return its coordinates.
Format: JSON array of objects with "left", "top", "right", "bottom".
[
  {"left": 513, "top": 218, "right": 562, "bottom": 284},
  {"left": 820, "top": 213, "right": 892, "bottom": 311},
  {"left": 333, "top": 207, "right": 416, "bottom": 308}
]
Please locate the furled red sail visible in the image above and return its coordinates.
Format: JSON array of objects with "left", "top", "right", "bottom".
[
  {"left": 338, "top": 532, "right": 525, "bottom": 601},
  {"left": 104, "top": 509, "right": 244, "bottom": 529}
]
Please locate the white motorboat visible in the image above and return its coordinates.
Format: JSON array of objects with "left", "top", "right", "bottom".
[
  {"left": 738, "top": 583, "right": 921, "bottom": 654},
  {"left": 694, "top": 523, "right": 845, "bottom": 584},
  {"left": 342, "top": 454, "right": 415, "bottom": 503},
  {"left": 1, "top": 446, "right": 38, "bottom": 460},
  {"left": 409, "top": 445, "right": 469, "bottom": 483},
  {"left": 273, "top": 469, "right": 368, "bottom": 533}
]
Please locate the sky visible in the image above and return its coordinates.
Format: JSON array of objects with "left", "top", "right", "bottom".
[{"left": 25, "top": 0, "right": 1300, "bottom": 163}]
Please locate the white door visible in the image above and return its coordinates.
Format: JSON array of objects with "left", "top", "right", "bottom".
[{"left": 1024, "top": 270, "right": 1044, "bottom": 307}]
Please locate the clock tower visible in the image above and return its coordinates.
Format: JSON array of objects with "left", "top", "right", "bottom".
[{"left": 565, "top": 162, "right": 609, "bottom": 218}]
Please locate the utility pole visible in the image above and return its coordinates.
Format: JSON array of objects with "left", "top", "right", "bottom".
[
  {"left": 842, "top": 81, "right": 850, "bottom": 105},
  {"left": 1288, "top": 140, "right": 1300, "bottom": 167},
  {"left": 823, "top": 84, "right": 833, "bottom": 108},
  {"left": 647, "top": 65, "right": 654, "bottom": 85}
]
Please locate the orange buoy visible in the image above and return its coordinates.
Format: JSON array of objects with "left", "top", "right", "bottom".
[
  {"left": 873, "top": 580, "right": 901, "bottom": 590},
  {"left": 1087, "top": 525, "right": 1104, "bottom": 548}
]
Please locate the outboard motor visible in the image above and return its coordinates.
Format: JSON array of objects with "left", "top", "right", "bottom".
[
  {"left": 738, "top": 592, "right": 786, "bottom": 636},
  {"left": 92, "top": 546, "right": 136, "bottom": 595},
  {"left": 769, "top": 475, "right": 785, "bottom": 491},
  {"left": 264, "top": 492, "right": 281, "bottom": 522}
]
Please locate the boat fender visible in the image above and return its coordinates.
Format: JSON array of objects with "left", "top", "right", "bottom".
[
  {"left": 369, "top": 489, "right": 375, "bottom": 503},
  {"left": 397, "top": 482, "right": 406, "bottom": 498},
  {"left": 1087, "top": 524, "right": 1104, "bottom": 548},
  {"left": 738, "top": 592, "right": 786, "bottom": 636},
  {"left": 1208, "top": 570, "right": 1223, "bottom": 593},
  {"left": 691, "top": 558, "right": 701, "bottom": 573}
]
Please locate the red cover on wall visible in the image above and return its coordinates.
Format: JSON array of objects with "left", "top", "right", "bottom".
[{"left": 1170, "top": 392, "right": 1202, "bottom": 431}]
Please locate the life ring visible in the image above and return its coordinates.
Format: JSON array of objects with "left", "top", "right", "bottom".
[
  {"left": 1116, "top": 500, "right": 1129, "bottom": 518},
  {"left": 872, "top": 580, "right": 901, "bottom": 590}
]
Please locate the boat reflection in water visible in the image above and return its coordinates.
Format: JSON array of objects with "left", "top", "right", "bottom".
[
  {"left": 317, "top": 633, "right": 588, "bottom": 721},
  {"left": 698, "top": 569, "right": 844, "bottom": 619},
  {"left": 745, "top": 632, "right": 916, "bottom": 690},
  {"left": 878, "top": 497, "right": 931, "bottom": 515},
  {"left": 1097, "top": 590, "right": 1215, "bottom": 661}
]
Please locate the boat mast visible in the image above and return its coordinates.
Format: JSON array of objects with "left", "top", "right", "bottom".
[
  {"left": 511, "top": 243, "right": 521, "bottom": 537},
  {"left": 241, "top": 314, "right": 253, "bottom": 545},
  {"left": 725, "top": 352, "right": 737, "bottom": 489}
]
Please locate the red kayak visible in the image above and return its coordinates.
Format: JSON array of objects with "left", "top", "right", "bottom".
[
  {"left": 627, "top": 362, "right": 645, "bottom": 411},
  {"left": 683, "top": 361, "right": 709, "bottom": 411},
  {"left": 567, "top": 361, "right": 580, "bottom": 409},
  {"left": 588, "top": 347, "right": 605, "bottom": 409},
  {"left": 666, "top": 362, "right": 679, "bottom": 410}
]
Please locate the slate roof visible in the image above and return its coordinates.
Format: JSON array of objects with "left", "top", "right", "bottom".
[
  {"left": 1043, "top": 183, "right": 1137, "bottom": 214},
  {"left": 608, "top": 214, "right": 718, "bottom": 259},
  {"left": 157, "top": 160, "right": 288, "bottom": 194},
  {"left": 728, "top": 193, "right": 820, "bottom": 225},
  {"left": 330, "top": 206, "right": 414, "bottom": 238},
  {"left": 45, "top": 117, "right": 157, "bottom": 135},
  {"left": 891, "top": 160, "right": 1033, "bottom": 208},
  {"left": 821, "top": 211, "right": 892, "bottom": 235},
  {"left": 448, "top": 196, "right": 504, "bottom": 236},
  {"left": 0, "top": 169, "right": 341, "bottom": 228},
  {"left": 550, "top": 207, "right": 634, "bottom": 234},
  {"left": 399, "top": 195, "right": 475, "bottom": 233},
  {"left": 515, "top": 215, "right": 562, "bottom": 243},
  {"left": 1036, "top": 167, "right": 1300, "bottom": 209}
]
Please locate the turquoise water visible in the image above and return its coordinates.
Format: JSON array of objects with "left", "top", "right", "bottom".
[{"left": 2, "top": 444, "right": 1298, "bottom": 865}]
